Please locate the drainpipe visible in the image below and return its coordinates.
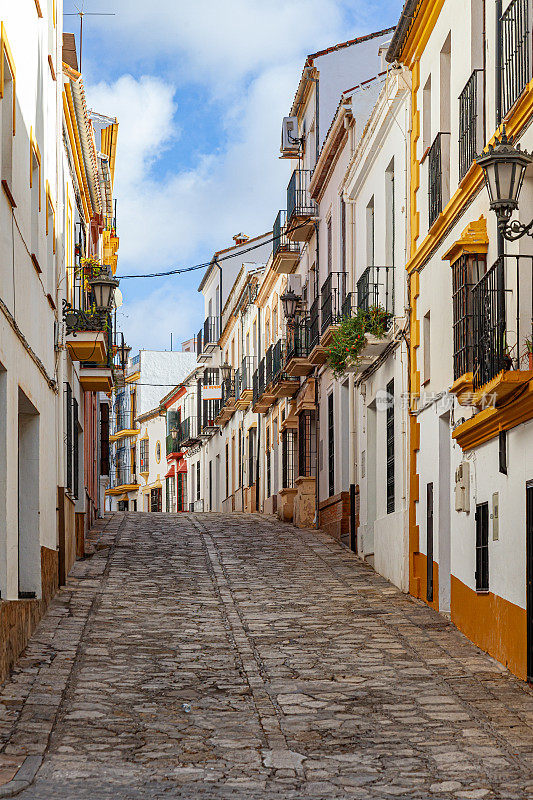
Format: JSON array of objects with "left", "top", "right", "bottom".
[
  {"left": 349, "top": 372, "right": 357, "bottom": 551},
  {"left": 255, "top": 306, "right": 261, "bottom": 513},
  {"left": 495, "top": 0, "right": 502, "bottom": 129}
]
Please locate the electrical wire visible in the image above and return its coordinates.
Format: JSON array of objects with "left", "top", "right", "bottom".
[{"left": 115, "top": 221, "right": 311, "bottom": 279}]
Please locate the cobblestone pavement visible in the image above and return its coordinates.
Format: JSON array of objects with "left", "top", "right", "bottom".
[{"left": 2, "top": 513, "right": 533, "bottom": 799}]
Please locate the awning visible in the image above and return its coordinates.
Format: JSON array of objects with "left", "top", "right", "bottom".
[
  {"left": 164, "top": 464, "right": 175, "bottom": 479},
  {"left": 177, "top": 460, "right": 187, "bottom": 474}
]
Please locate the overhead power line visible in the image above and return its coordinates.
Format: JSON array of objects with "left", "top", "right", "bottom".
[{"left": 115, "top": 221, "right": 312, "bottom": 279}]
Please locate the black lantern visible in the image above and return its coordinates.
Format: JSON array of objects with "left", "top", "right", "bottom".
[
  {"left": 89, "top": 267, "right": 119, "bottom": 312},
  {"left": 280, "top": 288, "right": 300, "bottom": 320},
  {"left": 219, "top": 361, "right": 232, "bottom": 382},
  {"left": 476, "top": 127, "right": 533, "bottom": 239}
]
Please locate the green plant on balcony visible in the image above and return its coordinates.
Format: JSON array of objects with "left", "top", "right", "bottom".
[{"left": 326, "top": 306, "right": 391, "bottom": 378}]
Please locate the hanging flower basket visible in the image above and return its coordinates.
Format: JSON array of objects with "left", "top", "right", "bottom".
[{"left": 326, "top": 306, "right": 392, "bottom": 378}]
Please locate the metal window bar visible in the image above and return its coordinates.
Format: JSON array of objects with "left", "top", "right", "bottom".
[
  {"left": 139, "top": 438, "right": 149, "bottom": 473},
  {"left": 321, "top": 272, "right": 346, "bottom": 333},
  {"left": 272, "top": 339, "right": 284, "bottom": 382},
  {"left": 500, "top": 0, "right": 530, "bottom": 119},
  {"left": 66, "top": 383, "right": 72, "bottom": 493},
  {"left": 341, "top": 292, "right": 357, "bottom": 319},
  {"left": 179, "top": 416, "right": 198, "bottom": 447},
  {"left": 240, "top": 355, "right": 256, "bottom": 393},
  {"left": 72, "top": 397, "right": 79, "bottom": 500},
  {"left": 265, "top": 344, "right": 274, "bottom": 386},
  {"left": 356, "top": 266, "right": 393, "bottom": 313},
  {"left": 258, "top": 358, "right": 265, "bottom": 397},
  {"left": 202, "top": 399, "right": 222, "bottom": 429},
  {"left": 298, "top": 410, "right": 316, "bottom": 478},
  {"left": 328, "top": 393, "right": 334, "bottom": 497},
  {"left": 428, "top": 132, "right": 444, "bottom": 227},
  {"left": 309, "top": 296, "right": 320, "bottom": 350},
  {"left": 287, "top": 169, "right": 317, "bottom": 223},
  {"left": 458, "top": 70, "right": 481, "bottom": 180},
  {"left": 248, "top": 429, "right": 255, "bottom": 487},
  {"left": 196, "top": 328, "right": 203, "bottom": 357},
  {"left": 273, "top": 209, "right": 300, "bottom": 258},
  {"left": 475, "top": 502, "right": 489, "bottom": 591},
  {"left": 386, "top": 378, "right": 395, "bottom": 514},
  {"left": 252, "top": 368, "right": 259, "bottom": 405},
  {"left": 100, "top": 403, "right": 110, "bottom": 476},
  {"left": 286, "top": 317, "right": 310, "bottom": 361},
  {"left": 452, "top": 254, "right": 486, "bottom": 379},
  {"left": 281, "top": 428, "right": 297, "bottom": 489},
  {"left": 203, "top": 316, "right": 220, "bottom": 347},
  {"left": 203, "top": 368, "right": 219, "bottom": 386},
  {"left": 472, "top": 257, "right": 507, "bottom": 389}
]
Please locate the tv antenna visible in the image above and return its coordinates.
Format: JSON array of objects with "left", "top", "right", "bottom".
[{"left": 64, "top": 5, "right": 116, "bottom": 71}]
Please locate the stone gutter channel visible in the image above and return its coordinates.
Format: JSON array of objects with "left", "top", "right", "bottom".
[{"left": 0, "top": 514, "right": 123, "bottom": 798}]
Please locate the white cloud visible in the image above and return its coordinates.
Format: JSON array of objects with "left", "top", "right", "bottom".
[{"left": 79, "top": 0, "right": 399, "bottom": 349}]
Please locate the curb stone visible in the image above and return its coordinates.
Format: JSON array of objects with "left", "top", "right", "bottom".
[{"left": 0, "top": 756, "right": 42, "bottom": 798}]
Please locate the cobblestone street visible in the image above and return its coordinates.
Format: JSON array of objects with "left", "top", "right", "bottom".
[{"left": 0, "top": 513, "right": 533, "bottom": 798}]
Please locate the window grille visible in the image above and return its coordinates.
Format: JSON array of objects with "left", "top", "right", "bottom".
[
  {"left": 139, "top": 438, "right": 149, "bottom": 473},
  {"left": 452, "top": 253, "right": 486, "bottom": 380},
  {"left": 248, "top": 429, "right": 255, "bottom": 487},
  {"left": 72, "top": 397, "right": 79, "bottom": 500},
  {"left": 281, "top": 429, "right": 296, "bottom": 489},
  {"left": 196, "top": 462, "right": 200, "bottom": 501},
  {"left": 499, "top": 0, "right": 530, "bottom": 120},
  {"left": 328, "top": 393, "right": 335, "bottom": 497},
  {"left": 475, "top": 502, "right": 489, "bottom": 591},
  {"left": 458, "top": 70, "right": 481, "bottom": 180},
  {"left": 266, "top": 426, "right": 271, "bottom": 498},
  {"left": 298, "top": 410, "right": 316, "bottom": 478},
  {"left": 225, "top": 443, "right": 229, "bottom": 498},
  {"left": 100, "top": 403, "right": 110, "bottom": 475},
  {"left": 386, "top": 379, "right": 395, "bottom": 514},
  {"left": 428, "top": 133, "right": 445, "bottom": 227},
  {"left": 65, "top": 383, "right": 72, "bottom": 492}
]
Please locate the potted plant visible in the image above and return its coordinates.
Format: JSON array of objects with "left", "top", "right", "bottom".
[
  {"left": 326, "top": 305, "right": 392, "bottom": 378},
  {"left": 525, "top": 337, "right": 533, "bottom": 370}
]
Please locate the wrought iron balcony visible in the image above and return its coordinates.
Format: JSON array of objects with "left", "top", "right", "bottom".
[
  {"left": 472, "top": 255, "right": 533, "bottom": 394},
  {"left": 179, "top": 416, "right": 199, "bottom": 448},
  {"left": 286, "top": 169, "right": 318, "bottom": 241},
  {"left": 196, "top": 328, "right": 203, "bottom": 357},
  {"left": 222, "top": 376, "right": 235, "bottom": 405},
  {"left": 166, "top": 430, "right": 181, "bottom": 456},
  {"left": 203, "top": 316, "right": 220, "bottom": 349},
  {"left": 265, "top": 344, "right": 274, "bottom": 386},
  {"left": 272, "top": 210, "right": 300, "bottom": 273},
  {"left": 286, "top": 317, "right": 310, "bottom": 362},
  {"left": 309, "top": 296, "right": 320, "bottom": 351},
  {"left": 357, "top": 266, "right": 393, "bottom": 313},
  {"left": 321, "top": 272, "right": 346, "bottom": 334},
  {"left": 499, "top": 0, "right": 530, "bottom": 121},
  {"left": 341, "top": 292, "right": 357, "bottom": 319},
  {"left": 235, "top": 356, "right": 256, "bottom": 408}
]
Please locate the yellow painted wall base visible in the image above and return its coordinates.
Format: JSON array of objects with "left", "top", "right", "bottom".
[{"left": 451, "top": 575, "right": 526, "bottom": 680}]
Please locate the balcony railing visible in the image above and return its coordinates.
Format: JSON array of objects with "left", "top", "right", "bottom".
[
  {"left": 341, "top": 292, "right": 357, "bottom": 319},
  {"left": 203, "top": 316, "right": 220, "bottom": 348},
  {"left": 196, "top": 328, "right": 203, "bottom": 357},
  {"left": 287, "top": 169, "right": 317, "bottom": 224},
  {"left": 179, "top": 416, "right": 198, "bottom": 447},
  {"left": 265, "top": 345, "right": 274, "bottom": 386},
  {"left": 357, "top": 266, "right": 393, "bottom": 313},
  {"left": 309, "top": 296, "right": 320, "bottom": 350},
  {"left": 499, "top": 0, "right": 530, "bottom": 120},
  {"left": 202, "top": 399, "right": 222, "bottom": 430},
  {"left": 428, "top": 132, "right": 450, "bottom": 227},
  {"left": 258, "top": 357, "right": 265, "bottom": 396},
  {"left": 459, "top": 70, "right": 482, "bottom": 180},
  {"left": 273, "top": 210, "right": 300, "bottom": 259},
  {"left": 237, "top": 355, "right": 256, "bottom": 398},
  {"left": 166, "top": 431, "right": 180, "bottom": 456},
  {"left": 222, "top": 376, "right": 235, "bottom": 404},
  {"left": 272, "top": 339, "right": 284, "bottom": 382},
  {"left": 286, "top": 317, "right": 310, "bottom": 361},
  {"left": 472, "top": 255, "right": 533, "bottom": 390},
  {"left": 321, "top": 272, "right": 346, "bottom": 333}
]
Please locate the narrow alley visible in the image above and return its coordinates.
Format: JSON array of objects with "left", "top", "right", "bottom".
[{"left": 0, "top": 513, "right": 532, "bottom": 799}]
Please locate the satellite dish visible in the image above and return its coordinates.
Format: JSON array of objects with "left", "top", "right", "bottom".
[{"left": 114, "top": 288, "right": 123, "bottom": 309}]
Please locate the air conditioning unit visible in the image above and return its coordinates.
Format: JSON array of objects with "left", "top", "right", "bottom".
[
  {"left": 281, "top": 116, "right": 300, "bottom": 155},
  {"left": 454, "top": 461, "right": 470, "bottom": 512}
]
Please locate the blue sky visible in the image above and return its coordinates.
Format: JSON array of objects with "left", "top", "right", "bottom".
[{"left": 63, "top": 0, "right": 404, "bottom": 353}]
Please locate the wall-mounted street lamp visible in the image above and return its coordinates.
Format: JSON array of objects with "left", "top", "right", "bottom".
[
  {"left": 476, "top": 126, "right": 533, "bottom": 241},
  {"left": 89, "top": 266, "right": 119, "bottom": 312},
  {"left": 280, "top": 288, "right": 300, "bottom": 321},
  {"left": 219, "top": 361, "right": 232, "bottom": 382}
]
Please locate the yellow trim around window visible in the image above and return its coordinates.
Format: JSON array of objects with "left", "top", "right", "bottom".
[{"left": 1, "top": 23, "right": 16, "bottom": 136}]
